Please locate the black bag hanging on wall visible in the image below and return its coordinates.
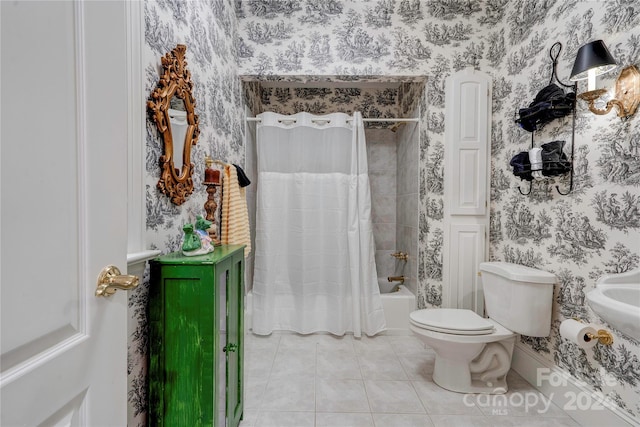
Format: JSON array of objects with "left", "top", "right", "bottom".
[
  {"left": 541, "top": 140, "right": 571, "bottom": 176},
  {"left": 516, "top": 84, "right": 576, "bottom": 132},
  {"left": 509, "top": 151, "right": 533, "bottom": 181},
  {"left": 509, "top": 141, "right": 571, "bottom": 181}
]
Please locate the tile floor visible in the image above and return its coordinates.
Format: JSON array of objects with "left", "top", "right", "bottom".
[{"left": 239, "top": 332, "right": 581, "bottom": 427}]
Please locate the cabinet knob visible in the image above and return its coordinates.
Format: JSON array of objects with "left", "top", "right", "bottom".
[{"left": 223, "top": 343, "right": 238, "bottom": 353}]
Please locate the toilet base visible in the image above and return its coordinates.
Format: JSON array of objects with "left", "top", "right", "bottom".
[
  {"left": 432, "top": 339, "right": 515, "bottom": 394},
  {"left": 411, "top": 324, "right": 516, "bottom": 394}
]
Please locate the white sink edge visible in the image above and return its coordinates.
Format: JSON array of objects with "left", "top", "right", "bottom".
[
  {"left": 587, "top": 289, "right": 640, "bottom": 315},
  {"left": 596, "top": 268, "right": 640, "bottom": 285},
  {"left": 586, "top": 284, "right": 640, "bottom": 341}
]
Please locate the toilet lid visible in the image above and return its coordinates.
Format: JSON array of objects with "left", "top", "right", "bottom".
[{"left": 410, "top": 309, "right": 495, "bottom": 335}]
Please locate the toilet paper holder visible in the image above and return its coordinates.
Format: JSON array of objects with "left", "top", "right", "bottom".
[{"left": 572, "top": 318, "right": 614, "bottom": 346}]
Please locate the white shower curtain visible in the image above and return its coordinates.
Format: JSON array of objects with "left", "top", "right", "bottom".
[{"left": 252, "top": 111, "right": 386, "bottom": 337}]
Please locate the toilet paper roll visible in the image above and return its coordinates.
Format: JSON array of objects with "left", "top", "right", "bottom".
[{"left": 559, "top": 319, "right": 598, "bottom": 349}]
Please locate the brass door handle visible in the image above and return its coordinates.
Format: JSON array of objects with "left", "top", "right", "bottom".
[{"left": 95, "top": 265, "right": 139, "bottom": 297}]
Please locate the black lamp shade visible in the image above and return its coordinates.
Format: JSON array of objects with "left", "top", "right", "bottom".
[{"left": 570, "top": 40, "right": 617, "bottom": 81}]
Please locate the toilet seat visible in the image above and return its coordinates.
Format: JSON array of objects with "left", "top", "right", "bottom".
[{"left": 410, "top": 309, "right": 495, "bottom": 335}]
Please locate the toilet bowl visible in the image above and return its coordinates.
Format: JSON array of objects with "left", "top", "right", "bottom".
[
  {"left": 410, "top": 309, "right": 516, "bottom": 393},
  {"left": 410, "top": 262, "right": 555, "bottom": 394}
]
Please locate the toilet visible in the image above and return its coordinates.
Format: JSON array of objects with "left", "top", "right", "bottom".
[{"left": 410, "top": 262, "right": 555, "bottom": 394}]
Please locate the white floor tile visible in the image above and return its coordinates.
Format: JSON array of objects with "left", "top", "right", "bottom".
[
  {"left": 358, "top": 352, "right": 408, "bottom": 380},
  {"left": 277, "top": 333, "right": 320, "bottom": 351},
  {"left": 474, "top": 388, "right": 569, "bottom": 418},
  {"left": 317, "top": 350, "right": 362, "bottom": 379},
  {"left": 386, "top": 335, "right": 428, "bottom": 355},
  {"left": 429, "top": 414, "right": 507, "bottom": 427},
  {"left": 270, "top": 348, "right": 316, "bottom": 378},
  {"left": 397, "top": 350, "right": 435, "bottom": 381},
  {"left": 353, "top": 335, "right": 395, "bottom": 356},
  {"left": 254, "top": 411, "right": 315, "bottom": 427},
  {"left": 260, "top": 377, "right": 315, "bottom": 412},
  {"left": 316, "top": 378, "right": 371, "bottom": 413},
  {"left": 244, "top": 349, "right": 276, "bottom": 380},
  {"left": 238, "top": 408, "right": 258, "bottom": 427},
  {"left": 430, "top": 414, "right": 581, "bottom": 427},
  {"left": 316, "top": 412, "right": 375, "bottom": 427},
  {"left": 242, "top": 332, "right": 579, "bottom": 426},
  {"left": 365, "top": 380, "right": 426, "bottom": 413},
  {"left": 499, "top": 416, "right": 580, "bottom": 426},
  {"left": 412, "top": 380, "right": 483, "bottom": 415},
  {"left": 315, "top": 334, "right": 356, "bottom": 353},
  {"left": 505, "top": 370, "right": 533, "bottom": 388},
  {"left": 243, "top": 376, "right": 268, "bottom": 410},
  {"left": 372, "top": 413, "right": 435, "bottom": 427}
]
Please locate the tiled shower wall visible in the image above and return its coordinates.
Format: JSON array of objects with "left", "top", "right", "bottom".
[
  {"left": 366, "top": 129, "right": 399, "bottom": 283},
  {"left": 395, "top": 115, "right": 421, "bottom": 297}
]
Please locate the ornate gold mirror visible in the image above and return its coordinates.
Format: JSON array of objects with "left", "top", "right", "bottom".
[{"left": 148, "top": 44, "right": 200, "bottom": 205}]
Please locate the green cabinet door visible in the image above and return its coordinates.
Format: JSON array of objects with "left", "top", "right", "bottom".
[
  {"left": 225, "top": 254, "right": 244, "bottom": 427},
  {"left": 149, "top": 245, "right": 244, "bottom": 427}
]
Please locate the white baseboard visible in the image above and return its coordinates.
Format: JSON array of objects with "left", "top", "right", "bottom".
[{"left": 512, "top": 343, "right": 639, "bottom": 427}]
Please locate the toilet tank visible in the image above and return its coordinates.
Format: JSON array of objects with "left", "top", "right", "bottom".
[{"left": 479, "top": 262, "right": 556, "bottom": 337}]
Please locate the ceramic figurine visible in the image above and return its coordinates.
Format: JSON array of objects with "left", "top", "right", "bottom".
[
  {"left": 182, "top": 219, "right": 214, "bottom": 256},
  {"left": 194, "top": 215, "right": 214, "bottom": 252}
]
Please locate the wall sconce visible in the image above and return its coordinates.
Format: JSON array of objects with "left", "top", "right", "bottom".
[{"left": 569, "top": 39, "right": 640, "bottom": 119}]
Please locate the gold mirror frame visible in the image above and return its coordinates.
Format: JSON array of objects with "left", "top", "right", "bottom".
[{"left": 148, "top": 44, "right": 200, "bottom": 205}]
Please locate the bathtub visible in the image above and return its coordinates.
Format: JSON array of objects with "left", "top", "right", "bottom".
[
  {"left": 244, "top": 282, "right": 416, "bottom": 335},
  {"left": 377, "top": 279, "right": 417, "bottom": 335}
]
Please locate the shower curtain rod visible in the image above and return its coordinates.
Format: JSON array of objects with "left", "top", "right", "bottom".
[
  {"left": 359, "top": 118, "right": 419, "bottom": 123},
  {"left": 245, "top": 117, "right": 419, "bottom": 123}
]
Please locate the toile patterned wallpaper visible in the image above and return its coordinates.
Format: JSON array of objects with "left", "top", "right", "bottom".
[
  {"left": 236, "top": 0, "right": 640, "bottom": 421},
  {"left": 243, "top": 82, "right": 424, "bottom": 123},
  {"left": 130, "top": 1, "right": 640, "bottom": 424},
  {"left": 129, "top": 1, "right": 244, "bottom": 425}
]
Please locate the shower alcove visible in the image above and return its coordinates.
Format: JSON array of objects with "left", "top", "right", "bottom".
[{"left": 240, "top": 76, "right": 426, "bottom": 333}]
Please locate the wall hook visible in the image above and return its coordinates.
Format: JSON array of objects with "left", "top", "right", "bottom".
[
  {"left": 518, "top": 182, "right": 533, "bottom": 195},
  {"left": 555, "top": 172, "right": 574, "bottom": 195}
]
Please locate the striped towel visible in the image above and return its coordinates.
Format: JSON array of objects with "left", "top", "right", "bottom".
[{"left": 221, "top": 164, "right": 251, "bottom": 257}]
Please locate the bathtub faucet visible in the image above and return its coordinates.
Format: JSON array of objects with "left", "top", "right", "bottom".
[
  {"left": 391, "top": 251, "right": 409, "bottom": 261},
  {"left": 387, "top": 275, "right": 405, "bottom": 283}
]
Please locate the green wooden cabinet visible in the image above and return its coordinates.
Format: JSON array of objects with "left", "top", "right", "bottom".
[{"left": 149, "top": 245, "right": 245, "bottom": 427}]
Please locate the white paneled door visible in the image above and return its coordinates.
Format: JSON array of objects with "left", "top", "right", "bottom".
[
  {"left": 443, "top": 68, "right": 492, "bottom": 312},
  {"left": 1, "top": 1, "right": 130, "bottom": 425}
]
